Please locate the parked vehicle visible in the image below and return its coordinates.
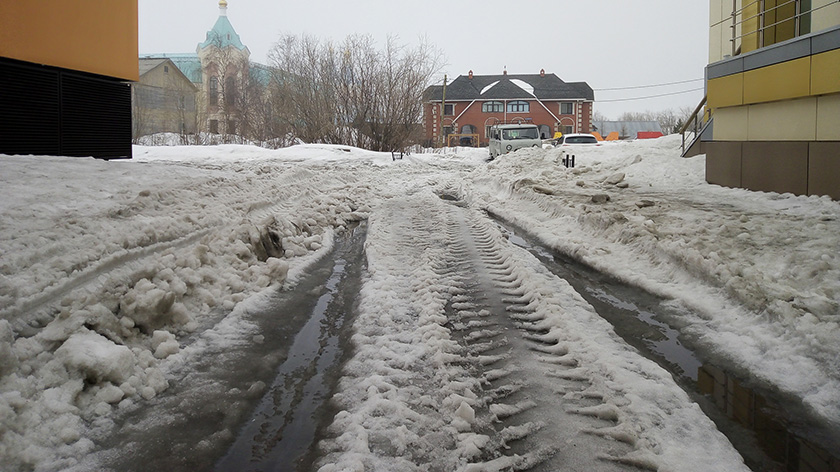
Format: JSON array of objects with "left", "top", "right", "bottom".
[
  {"left": 555, "top": 133, "right": 600, "bottom": 146},
  {"left": 488, "top": 124, "right": 542, "bottom": 159}
]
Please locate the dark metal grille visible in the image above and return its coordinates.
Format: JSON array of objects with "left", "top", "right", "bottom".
[{"left": 0, "top": 58, "right": 132, "bottom": 159}]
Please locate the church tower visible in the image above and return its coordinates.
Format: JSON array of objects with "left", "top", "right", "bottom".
[{"left": 196, "top": 0, "right": 251, "bottom": 136}]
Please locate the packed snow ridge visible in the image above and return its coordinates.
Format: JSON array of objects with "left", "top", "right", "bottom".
[{"left": 0, "top": 135, "right": 837, "bottom": 471}]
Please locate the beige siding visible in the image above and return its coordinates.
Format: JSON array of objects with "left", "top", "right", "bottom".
[
  {"left": 817, "top": 93, "right": 840, "bottom": 140},
  {"left": 748, "top": 98, "right": 817, "bottom": 141},
  {"left": 709, "top": 0, "right": 728, "bottom": 62},
  {"left": 712, "top": 95, "right": 840, "bottom": 142},
  {"left": 811, "top": 0, "right": 840, "bottom": 32},
  {"left": 710, "top": 23, "right": 727, "bottom": 63},
  {"left": 713, "top": 106, "right": 750, "bottom": 141}
]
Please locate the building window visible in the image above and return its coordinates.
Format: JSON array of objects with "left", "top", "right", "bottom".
[
  {"left": 209, "top": 77, "right": 219, "bottom": 106},
  {"left": 560, "top": 102, "right": 574, "bottom": 115},
  {"left": 225, "top": 75, "right": 236, "bottom": 106},
  {"left": 209, "top": 119, "right": 219, "bottom": 134},
  {"left": 227, "top": 120, "right": 236, "bottom": 135},
  {"left": 164, "top": 65, "right": 169, "bottom": 73},
  {"left": 482, "top": 101, "right": 503, "bottom": 113},
  {"left": 738, "top": 0, "right": 806, "bottom": 52},
  {"left": 507, "top": 101, "right": 529, "bottom": 113},
  {"left": 443, "top": 103, "right": 454, "bottom": 115},
  {"left": 563, "top": 125, "right": 574, "bottom": 135}
]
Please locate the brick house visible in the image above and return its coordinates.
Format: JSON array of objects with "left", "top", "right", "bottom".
[{"left": 423, "top": 70, "right": 594, "bottom": 146}]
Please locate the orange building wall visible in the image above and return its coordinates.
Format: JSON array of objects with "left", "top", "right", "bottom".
[{"left": 0, "top": 0, "right": 138, "bottom": 81}]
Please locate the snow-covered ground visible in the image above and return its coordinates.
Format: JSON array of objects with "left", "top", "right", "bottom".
[{"left": 0, "top": 136, "right": 837, "bottom": 471}]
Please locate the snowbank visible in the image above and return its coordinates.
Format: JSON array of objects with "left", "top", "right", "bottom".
[
  {"left": 467, "top": 136, "right": 840, "bottom": 425},
  {"left": 0, "top": 148, "right": 375, "bottom": 470},
  {"left": 1, "top": 136, "right": 838, "bottom": 470}
]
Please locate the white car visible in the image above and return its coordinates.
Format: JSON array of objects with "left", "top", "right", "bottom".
[{"left": 555, "top": 133, "right": 600, "bottom": 146}]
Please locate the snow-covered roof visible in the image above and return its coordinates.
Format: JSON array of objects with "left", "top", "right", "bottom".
[
  {"left": 509, "top": 78, "right": 535, "bottom": 96},
  {"left": 480, "top": 80, "right": 500, "bottom": 95}
]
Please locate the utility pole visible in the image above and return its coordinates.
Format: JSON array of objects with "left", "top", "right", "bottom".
[{"left": 439, "top": 75, "right": 447, "bottom": 146}]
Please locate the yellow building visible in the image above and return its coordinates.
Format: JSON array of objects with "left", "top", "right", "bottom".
[
  {"left": 702, "top": 0, "right": 840, "bottom": 199},
  {"left": 0, "top": 1, "right": 138, "bottom": 159}
]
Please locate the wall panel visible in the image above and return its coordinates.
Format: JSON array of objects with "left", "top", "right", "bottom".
[
  {"left": 0, "top": 0, "right": 138, "bottom": 81},
  {"left": 748, "top": 98, "right": 817, "bottom": 141}
]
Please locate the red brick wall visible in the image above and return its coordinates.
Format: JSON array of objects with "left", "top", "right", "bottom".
[{"left": 424, "top": 100, "right": 593, "bottom": 146}]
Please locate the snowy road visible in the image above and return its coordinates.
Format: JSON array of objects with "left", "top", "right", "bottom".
[
  {"left": 2, "top": 137, "right": 839, "bottom": 471},
  {"left": 315, "top": 190, "right": 743, "bottom": 471}
]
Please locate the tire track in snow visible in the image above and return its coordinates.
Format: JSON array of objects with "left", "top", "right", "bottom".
[
  {"left": 316, "top": 190, "right": 747, "bottom": 472},
  {"left": 1, "top": 167, "right": 353, "bottom": 335},
  {"left": 0, "top": 228, "right": 214, "bottom": 333},
  {"left": 444, "top": 206, "right": 645, "bottom": 471}
]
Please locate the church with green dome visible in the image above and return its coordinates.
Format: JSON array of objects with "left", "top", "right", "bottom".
[{"left": 136, "top": 1, "right": 272, "bottom": 141}]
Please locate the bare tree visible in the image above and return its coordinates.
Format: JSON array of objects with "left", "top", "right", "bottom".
[
  {"left": 593, "top": 110, "right": 610, "bottom": 124},
  {"left": 616, "top": 108, "right": 696, "bottom": 135},
  {"left": 268, "top": 33, "right": 443, "bottom": 151},
  {"left": 160, "top": 69, "right": 199, "bottom": 145},
  {"left": 131, "top": 85, "right": 152, "bottom": 143}
]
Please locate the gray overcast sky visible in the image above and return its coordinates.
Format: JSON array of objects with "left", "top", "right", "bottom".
[{"left": 139, "top": 0, "right": 710, "bottom": 119}]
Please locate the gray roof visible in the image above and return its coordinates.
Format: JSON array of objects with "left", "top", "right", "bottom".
[
  {"left": 138, "top": 58, "right": 198, "bottom": 91},
  {"left": 140, "top": 54, "right": 203, "bottom": 83},
  {"left": 426, "top": 73, "right": 593, "bottom": 102},
  {"left": 140, "top": 53, "right": 274, "bottom": 87},
  {"left": 592, "top": 121, "right": 663, "bottom": 137},
  {"left": 139, "top": 58, "right": 167, "bottom": 76}
]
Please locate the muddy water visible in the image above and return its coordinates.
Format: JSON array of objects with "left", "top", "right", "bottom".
[
  {"left": 89, "top": 225, "right": 366, "bottom": 472},
  {"left": 215, "top": 225, "right": 366, "bottom": 472},
  {"left": 494, "top": 217, "right": 840, "bottom": 472}
]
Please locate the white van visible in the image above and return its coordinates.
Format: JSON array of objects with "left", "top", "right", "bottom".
[{"left": 488, "top": 124, "right": 542, "bottom": 159}]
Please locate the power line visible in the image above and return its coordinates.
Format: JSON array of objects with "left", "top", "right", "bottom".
[
  {"left": 597, "top": 87, "right": 705, "bottom": 103},
  {"left": 594, "top": 78, "right": 704, "bottom": 91}
]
